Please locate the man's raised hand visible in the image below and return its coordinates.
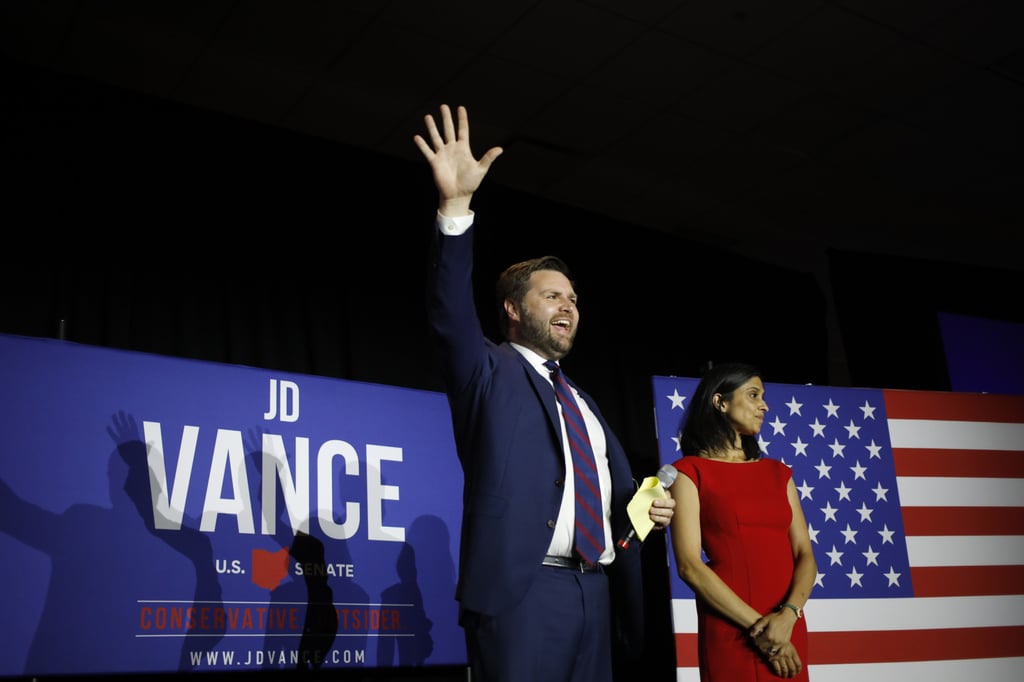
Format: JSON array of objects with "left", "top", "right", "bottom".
[{"left": 413, "top": 104, "right": 502, "bottom": 215}]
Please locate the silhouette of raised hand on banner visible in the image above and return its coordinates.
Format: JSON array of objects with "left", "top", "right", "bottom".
[
  {"left": 107, "top": 410, "right": 226, "bottom": 669},
  {"left": 0, "top": 411, "right": 223, "bottom": 676}
]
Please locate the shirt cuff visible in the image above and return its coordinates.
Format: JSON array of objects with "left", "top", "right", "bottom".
[{"left": 437, "top": 211, "right": 474, "bottom": 236}]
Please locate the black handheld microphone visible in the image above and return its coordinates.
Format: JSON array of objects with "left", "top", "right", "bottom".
[{"left": 616, "top": 464, "right": 678, "bottom": 549}]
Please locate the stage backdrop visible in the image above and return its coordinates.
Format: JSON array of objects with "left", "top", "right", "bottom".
[
  {"left": 652, "top": 375, "right": 1024, "bottom": 682},
  {"left": 0, "top": 333, "right": 465, "bottom": 677}
]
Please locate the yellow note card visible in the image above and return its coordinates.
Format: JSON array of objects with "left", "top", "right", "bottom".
[{"left": 625, "top": 475, "right": 669, "bottom": 543}]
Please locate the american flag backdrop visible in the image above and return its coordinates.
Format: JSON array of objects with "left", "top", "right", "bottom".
[{"left": 651, "top": 376, "right": 1024, "bottom": 682}]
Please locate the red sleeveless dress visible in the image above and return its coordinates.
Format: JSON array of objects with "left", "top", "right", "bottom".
[{"left": 673, "top": 456, "right": 810, "bottom": 681}]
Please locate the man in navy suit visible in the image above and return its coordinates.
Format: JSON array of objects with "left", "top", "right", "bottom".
[{"left": 414, "top": 104, "right": 676, "bottom": 682}]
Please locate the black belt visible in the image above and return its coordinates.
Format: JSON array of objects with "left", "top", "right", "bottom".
[{"left": 542, "top": 555, "right": 604, "bottom": 573}]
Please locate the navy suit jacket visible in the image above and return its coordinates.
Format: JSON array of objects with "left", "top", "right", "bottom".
[{"left": 426, "top": 222, "right": 646, "bottom": 653}]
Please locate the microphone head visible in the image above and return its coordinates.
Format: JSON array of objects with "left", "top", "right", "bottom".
[{"left": 656, "top": 463, "right": 678, "bottom": 488}]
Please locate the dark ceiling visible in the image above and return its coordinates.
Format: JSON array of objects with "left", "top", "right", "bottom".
[{"left": 3, "top": 0, "right": 1022, "bottom": 278}]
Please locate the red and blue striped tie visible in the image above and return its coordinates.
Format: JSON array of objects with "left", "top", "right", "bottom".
[{"left": 545, "top": 360, "right": 606, "bottom": 564}]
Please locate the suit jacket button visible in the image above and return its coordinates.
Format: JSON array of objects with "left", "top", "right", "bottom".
[
  {"left": 547, "top": 520, "right": 556, "bottom": 528},
  {"left": 555, "top": 479, "right": 564, "bottom": 487}
]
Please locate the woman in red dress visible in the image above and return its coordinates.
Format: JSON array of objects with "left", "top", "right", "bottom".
[{"left": 669, "top": 363, "right": 817, "bottom": 680}]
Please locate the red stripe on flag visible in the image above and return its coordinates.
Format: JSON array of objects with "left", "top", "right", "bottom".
[
  {"left": 910, "top": 565, "right": 1024, "bottom": 597},
  {"left": 809, "top": 625, "right": 1024, "bottom": 663},
  {"left": 893, "top": 449, "right": 1024, "bottom": 478},
  {"left": 677, "top": 626, "right": 1024, "bottom": 666},
  {"left": 901, "top": 506, "right": 1024, "bottom": 535},
  {"left": 884, "top": 389, "right": 1024, "bottom": 421},
  {"left": 674, "top": 633, "right": 698, "bottom": 667}
]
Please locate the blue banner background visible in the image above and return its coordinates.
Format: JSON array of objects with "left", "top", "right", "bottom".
[{"left": 0, "top": 333, "right": 465, "bottom": 676}]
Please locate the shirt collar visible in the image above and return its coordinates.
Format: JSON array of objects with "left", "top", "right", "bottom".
[{"left": 510, "top": 343, "right": 556, "bottom": 381}]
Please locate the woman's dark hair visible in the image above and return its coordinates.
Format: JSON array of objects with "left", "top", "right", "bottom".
[
  {"left": 679, "top": 362, "right": 763, "bottom": 461},
  {"left": 494, "top": 255, "right": 573, "bottom": 339}
]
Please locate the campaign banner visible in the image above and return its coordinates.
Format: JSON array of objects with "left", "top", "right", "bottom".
[
  {"left": 0, "top": 333, "right": 466, "bottom": 677},
  {"left": 652, "top": 375, "right": 1024, "bottom": 682}
]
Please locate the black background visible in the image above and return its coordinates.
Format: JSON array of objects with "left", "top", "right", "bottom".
[{"left": 2, "top": 54, "right": 1021, "bottom": 682}]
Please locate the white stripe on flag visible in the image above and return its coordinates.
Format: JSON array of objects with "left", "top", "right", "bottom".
[
  {"left": 906, "top": 535, "right": 1024, "bottom": 566},
  {"left": 802, "top": 658, "right": 1024, "bottom": 682},
  {"left": 897, "top": 476, "right": 1024, "bottom": 507},
  {"left": 887, "top": 419, "right": 1024, "bottom": 450}
]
